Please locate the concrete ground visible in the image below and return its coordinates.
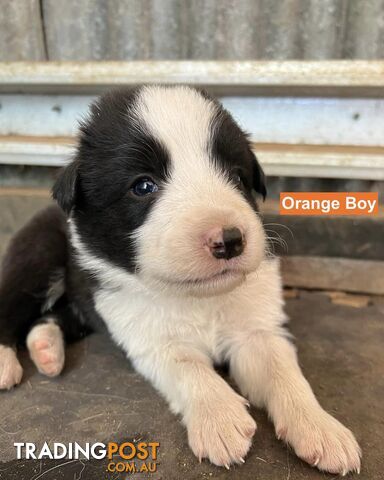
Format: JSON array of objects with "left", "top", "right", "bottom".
[{"left": 0, "top": 290, "right": 383, "bottom": 480}]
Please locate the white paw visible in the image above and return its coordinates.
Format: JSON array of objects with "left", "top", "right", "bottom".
[
  {"left": 186, "top": 390, "right": 256, "bottom": 468},
  {"left": 276, "top": 408, "right": 361, "bottom": 475},
  {"left": 27, "top": 322, "right": 65, "bottom": 377},
  {"left": 0, "top": 345, "right": 23, "bottom": 389}
]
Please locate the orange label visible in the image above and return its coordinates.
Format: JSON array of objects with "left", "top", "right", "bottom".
[{"left": 279, "top": 192, "right": 379, "bottom": 216}]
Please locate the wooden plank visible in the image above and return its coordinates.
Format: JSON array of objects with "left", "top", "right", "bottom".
[
  {"left": 0, "top": 136, "right": 74, "bottom": 145},
  {"left": 281, "top": 256, "right": 384, "bottom": 295},
  {"left": 0, "top": 61, "right": 384, "bottom": 96},
  {"left": 327, "top": 291, "right": 371, "bottom": 308},
  {"left": 0, "top": 234, "right": 10, "bottom": 260},
  {"left": 0, "top": 0, "right": 46, "bottom": 61},
  {"left": 0, "top": 193, "right": 51, "bottom": 235},
  {"left": 0, "top": 187, "right": 51, "bottom": 197},
  {"left": 263, "top": 201, "right": 384, "bottom": 261}
]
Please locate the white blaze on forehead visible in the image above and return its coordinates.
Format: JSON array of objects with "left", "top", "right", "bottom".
[{"left": 133, "top": 86, "right": 218, "bottom": 177}]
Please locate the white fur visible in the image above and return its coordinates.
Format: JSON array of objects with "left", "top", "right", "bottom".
[
  {"left": 69, "top": 86, "right": 361, "bottom": 473},
  {"left": 0, "top": 345, "right": 23, "bottom": 389},
  {"left": 132, "top": 86, "right": 266, "bottom": 295},
  {"left": 27, "top": 322, "right": 65, "bottom": 377},
  {"left": 70, "top": 226, "right": 361, "bottom": 473}
]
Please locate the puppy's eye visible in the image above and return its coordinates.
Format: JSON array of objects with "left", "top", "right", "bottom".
[
  {"left": 230, "top": 172, "right": 244, "bottom": 187},
  {"left": 131, "top": 177, "right": 159, "bottom": 197},
  {"left": 233, "top": 174, "right": 242, "bottom": 185}
]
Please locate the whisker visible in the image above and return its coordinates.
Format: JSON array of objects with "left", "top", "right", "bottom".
[
  {"left": 263, "top": 222, "right": 295, "bottom": 240},
  {"left": 264, "top": 232, "right": 289, "bottom": 253}
]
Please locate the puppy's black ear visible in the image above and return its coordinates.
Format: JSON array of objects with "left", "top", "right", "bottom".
[
  {"left": 252, "top": 152, "right": 267, "bottom": 201},
  {"left": 52, "top": 159, "right": 80, "bottom": 214}
]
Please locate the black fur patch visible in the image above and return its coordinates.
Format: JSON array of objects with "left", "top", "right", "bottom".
[
  {"left": 0, "top": 205, "right": 103, "bottom": 346},
  {"left": 54, "top": 89, "right": 171, "bottom": 273},
  {"left": 208, "top": 99, "right": 267, "bottom": 207},
  {"left": 0, "top": 206, "right": 68, "bottom": 345}
]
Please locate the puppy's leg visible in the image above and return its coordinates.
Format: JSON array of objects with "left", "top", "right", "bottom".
[
  {"left": 0, "top": 345, "right": 23, "bottom": 389},
  {"left": 132, "top": 343, "right": 256, "bottom": 467},
  {"left": 229, "top": 331, "right": 361, "bottom": 475},
  {"left": 27, "top": 318, "right": 65, "bottom": 377},
  {"left": 0, "top": 205, "right": 68, "bottom": 388}
]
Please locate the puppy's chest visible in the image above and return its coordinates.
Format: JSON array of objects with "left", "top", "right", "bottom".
[{"left": 93, "top": 286, "right": 226, "bottom": 354}]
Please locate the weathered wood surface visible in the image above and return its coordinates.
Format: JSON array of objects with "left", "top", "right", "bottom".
[
  {"left": 0, "top": 190, "right": 50, "bottom": 259},
  {"left": 1, "top": 0, "right": 384, "bottom": 61},
  {"left": 281, "top": 256, "right": 384, "bottom": 295},
  {"left": 263, "top": 200, "right": 384, "bottom": 261},
  {"left": 0, "top": 0, "right": 46, "bottom": 60}
]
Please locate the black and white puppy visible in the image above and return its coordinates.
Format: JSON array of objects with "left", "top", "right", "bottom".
[{"left": 0, "top": 86, "right": 361, "bottom": 474}]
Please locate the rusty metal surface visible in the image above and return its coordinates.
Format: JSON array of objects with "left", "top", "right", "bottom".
[
  {"left": 39, "top": 0, "right": 384, "bottom": 61},
  {"left": 0, "top": 0, "right": 46, "bottom": 61},
  {"left": 0, "top": 61, "right": 384, "bottom": 97},
  {"left": 1, "top": 1, "right": 384, "bottom": 61}
]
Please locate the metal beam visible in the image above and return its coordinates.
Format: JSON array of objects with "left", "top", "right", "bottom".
[
  {"left": 1, "top": 137, "right": 383, "bottom": 180},
  {"left": 0, "top": 61, "right": 383, "bottom": 179},
  {"left": 0, "top": 61, "right": 384, "bottom": 96},
  {"left": 1, "top": 94, "right": 384, "bottom": 147}
]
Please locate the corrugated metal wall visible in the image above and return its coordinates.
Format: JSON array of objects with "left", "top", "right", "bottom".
[{"left": 1, "top": 0, "right": 384, "bottom": 61}]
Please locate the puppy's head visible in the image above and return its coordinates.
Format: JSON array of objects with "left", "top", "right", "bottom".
[{"left": 53, "top": 86, "right": 266, "bottom": 296}]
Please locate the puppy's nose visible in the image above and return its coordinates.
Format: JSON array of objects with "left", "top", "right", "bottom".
[{"left": 206, "top": 227, "right": 245, "bottom": 260}]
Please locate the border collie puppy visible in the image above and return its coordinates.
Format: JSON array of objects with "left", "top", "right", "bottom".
[{"left": 0, "top": 86, "right": 360, "bottom": 474}]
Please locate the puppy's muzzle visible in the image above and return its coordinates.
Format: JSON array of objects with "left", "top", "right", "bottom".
[{"left": 205, "top": 227, "right": 245, "bottom": 260}]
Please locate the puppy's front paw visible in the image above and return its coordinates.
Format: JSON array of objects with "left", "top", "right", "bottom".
[
  {"left": 0, "top": 345, "right": 23, "bottom": 390},
  {"left": 186, "top": 391, "right": 256, "bottom": 467},
  {"left": 277, "top": 408, "right": 361, "bottom": 475}
]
